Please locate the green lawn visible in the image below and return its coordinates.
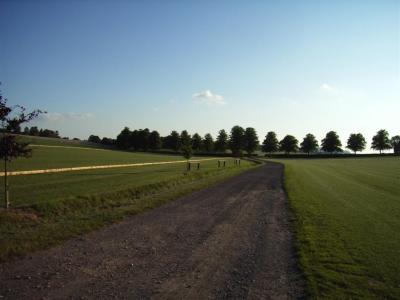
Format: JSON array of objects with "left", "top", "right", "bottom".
[
  {"left": 1, "top": 145, "right": 191, "bottom": 171},
  {"left": 0, "top": 142, "right": 255, "bottom": 261},
  {"left": 278, "top": 157, "right": 400, "bottom": 299}
]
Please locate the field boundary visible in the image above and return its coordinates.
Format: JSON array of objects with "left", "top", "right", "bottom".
[{"left": 1, "top": 158, "right": 218, "bottom": 177}]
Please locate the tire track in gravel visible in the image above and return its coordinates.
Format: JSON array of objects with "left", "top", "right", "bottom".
[{"left": 0, "top": 162, "right": 305, "bottom": 299}]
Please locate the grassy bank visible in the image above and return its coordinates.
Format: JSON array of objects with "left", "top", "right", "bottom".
[{"left": 278, "top": 157, "right": 400, "bottom": 298}]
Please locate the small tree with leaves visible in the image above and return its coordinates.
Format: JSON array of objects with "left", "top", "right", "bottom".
[
  {"left": 244, "top": 127, "right": 259, "bottom": 155},
  {"left": 321, "top": 131, "right": 342, "bottom": 154},
  {"left": 346, "top": 133, "right": 366, "bottom": 154},
  {"left": 279, "top": 135, "right": 299, "bottom": 154},
  {"left": 215, "top": 129, "right": 228, "bottom": 152},
  {"left": 371, "top": 129, "right": 391, "bottom": 154},
  {"left": 390, "top": 135, "right": 400, "bottom": 155},
  {"left": 0, "top": 89, "right": 43, "bottom": 208},
  {"left": 300, "top": 133, "right": 319, "bottom": 155},
  {"left": 181, "top": 145, "right": 193, "bottom": 171},
  {"left": 229, "top": 125, "right": 245, "bottom": 157},
  {"left": 262, "top": 131, "right": 279, "bottom": 155}
]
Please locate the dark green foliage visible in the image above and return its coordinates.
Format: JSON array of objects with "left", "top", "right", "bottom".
[
  {"left": 101, "top": 137, "right": 114, "bottom": 146},
  {"left": 321, "top": 131, "right": 342, "bottom": 153},
  {"left": 244, "top": 127, "right": 259, "bottom": 155},
  {"left": 391, "top": 135, "right": 400, "bottom": 155},
  {"left": 215, "top": 129, "right": 228, "bottom": 152},
  {"left": 116, "top": 127, "right": 132, "bottom": 149},
  {"left": 279, "top": 135, "right": 299, "bottom": 154},
  {"left": 262, "top": 131, "right": 279, "bottom": 154},
  {"left": 229, "top": 125, "right": 245, "bottom": 157},
  {"left": 371, "top": 129, "right": 391, "bottom": 154},
  {"left": 346, "top": 133, "right": 366, "bottom": 154},
  {"left": 191, "top": 133, "right": 203, "bottom": 151},
  {"left": 137, "top": 128, "right": 150, "bottom": 150},
  {"left": 203, "top": 133, "right": 214, "bottom": 152},
  {"left": 148, "top": 130, "right": 162, "bottom": 150},
  {"left": 300, "top": 133, "right": 319, "bottom": 155},
  {"left": 88, "top": 135, "right": 101, "bottom": 143},
  {"left": 29, "top": 126, "right": 39, "bottom": 136},
  {"left": 180, "top": 130, "right": 191, "bottom": 147},
  {"left": 168, "top": 130, "right": 181, "bottom": 152}
]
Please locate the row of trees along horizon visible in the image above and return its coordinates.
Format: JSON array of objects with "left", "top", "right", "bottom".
[{"left": 86, "top": 127, "right": 400, "bottom": 156}]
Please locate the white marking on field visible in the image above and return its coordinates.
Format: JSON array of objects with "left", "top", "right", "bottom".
[
  {"left": 30, "top": 144, "right": 110, "bottom": 151},
  {"left": 0, "top": 158, "right": 218, "bottom": 177}
]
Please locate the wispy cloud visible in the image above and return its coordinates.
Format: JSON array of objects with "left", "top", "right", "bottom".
[
  {"left": 40, "top": 112, "right": 94, "bottom": 122},
  {"left": 192, "top": 90, "right": 226, "bottom": 105},
  {"left": 319, "top": 83, "right": 335, "bottom": 92}
]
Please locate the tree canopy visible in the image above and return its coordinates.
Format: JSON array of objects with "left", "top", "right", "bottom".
[
  {"left": 203, "top": 133, "right": 214, "bottom": 152},
  {"left": 346, "top": 133, "right": 366, "bottom": 154},
  {"left": 229, "top": 125, "right": 245, "bottom": 157},
  {"left": 279, "top": 135, "right": 298, "bottom": 154},
  {"left": 244, "top": 127, "right": 259, "bottom": 155},
  {"left": 148, "top": 130, "right": 162, "bottom": 150},
  {"left": 215, "top": 129, "right": 228, "bottom": 152},
  {"left": 321, "top": 131, "right": 342, "bottom": 153},
  {"left": 191, "top": 133, "right": 203, "bottom": 151},
  {"left": 391, "top": 135, "right": 400, "bottom": 155},
  {"left": 262, "top": 131, "right": 279, "bottom": 154},
  {"left": 300, "top": 133, "right": 318, "bottom": 154},
  {"left": 371, "top": 129, "right": 391, "bottom": 154}
]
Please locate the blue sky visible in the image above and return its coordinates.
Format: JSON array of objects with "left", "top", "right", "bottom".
[{"left": 0, "top": 0, "right": 399, "bottom": 150}]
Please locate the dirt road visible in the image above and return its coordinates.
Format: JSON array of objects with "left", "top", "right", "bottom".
[{"left": 0, "top": 162, "right": 305, "bottom": 299}]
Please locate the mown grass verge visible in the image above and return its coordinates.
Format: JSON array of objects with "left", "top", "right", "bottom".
[
  {"left": 277, "top": 158, "right": 400, "bottom": 299},
  {"left": 0, "top": 162, "right": 257, "bottom": 262}
]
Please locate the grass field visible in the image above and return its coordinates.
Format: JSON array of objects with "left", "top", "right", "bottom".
[
  {"left": 0, "top": 139, "right": 256, "bottom": 261},
  {"left": 1, "top": 145, "right": 193, "bottom": 172},
  {"left": 278, "top": 157, "right": 400, "bottom": 299}
]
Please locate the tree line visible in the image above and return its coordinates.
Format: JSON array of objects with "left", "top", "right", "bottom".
[
  {"left": 89, "top": 126, "right": 400, "bottom": 156},
  {"left": 107, "top": 126, "right": 259, "bottom": 156},
  {"left": 100, "top": 127, "right": 400, "bottom": 156},
  {"left": 262, "top": 130, "right": 400, "bottom": 155}
]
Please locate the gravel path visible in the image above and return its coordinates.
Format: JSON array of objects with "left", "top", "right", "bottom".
[{"left": 0, "top": 162, "right": 305, "bottom": 299}]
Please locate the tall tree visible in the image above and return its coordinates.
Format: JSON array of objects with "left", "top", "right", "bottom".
[
  {"left": 229, "top": 125, "right": 245, "bottom": 157},
  {"left": 300, "top": 133, "right": 319, "bottom": 155},
  {"left": 391, "top": 135, "right": 400, "bottom": 155},
  {"left": 321, "top": 131, "right": 342, "bottom": 153},
  {"left": 180, "top": 130, "right": 191, "bottom": 148},
  {"left": 346, "top": 133, "right": 366, "bottom": 154},
  {"left": 244, "top": 127, "right": 259, "bottom": 155},
  {"left": 137, "top": 128, "right": 150, "bottom": 150},
  {"left": 371, "top": 129, "right": 391, "bottom": 154},
  {"left": 116, "top": 127, "right": 132, "bottom": 149},
  {"left": 131, "top": 130, "right": 140, "bottom": 150},
  {"left": 262, "top": 131, "right": 279, "bottom": 154},
  {"left": 0, "top": 89, "right": 42, "bottom": 208},
  {"left": 148, "top": 130, "right": 162, "bottom": 150},
  {"left": 191, "top": 133, "right": 203, "bottom": 151},
  {"left": 203, "top": 133, "right": 214, "bottom": 152},
  {"left": 215, "top": 129, "right": 228, "bottom": 152},
  {"left": 279, "top": 135, "right": 299, "bottom": 154},
  {"left": 169, "top": 130, "right": 181, "bottom": 152}
]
